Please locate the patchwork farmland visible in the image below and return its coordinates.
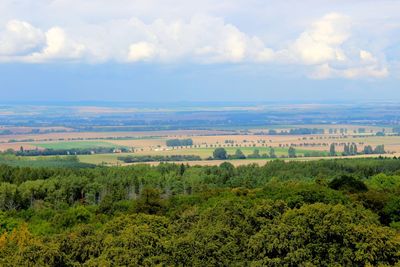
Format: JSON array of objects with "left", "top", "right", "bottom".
[{"left": 0, "top": 124, "right": 396, "bottom": 166}]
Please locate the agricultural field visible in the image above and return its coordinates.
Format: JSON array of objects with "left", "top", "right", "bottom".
[
  {"left": 77, "top": 146, "right": 327, "bottom": 165},
  {"left": 0, "top": 124, "right": 397, "bottom": 166}
]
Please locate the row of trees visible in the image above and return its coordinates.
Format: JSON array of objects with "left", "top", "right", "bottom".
[
  {"left": 267, "top": 128, "right": 324, "bottom": 135},
  {"left": 166, "top": 139, "right": 193, "bottom": 147},
  {"left": 263, "top": 127, "right": 377, "bottom": 136},
  {"left": 329, "top": 143, "right": 386, "bottom": 156},
  {"left": 212, "top": 147, "right": 300, "bottom": 160},
  {"left": 212, "top": 147, "right": 281, "bottom": 160},
  {"left": 14, "top": 146, "right": 129, "bottom": 156}
]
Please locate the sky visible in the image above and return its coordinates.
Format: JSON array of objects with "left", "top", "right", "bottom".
[{"left": 0, "top": 0, "right": 399, "bottom": 102}]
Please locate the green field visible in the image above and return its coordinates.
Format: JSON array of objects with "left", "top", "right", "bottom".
[{"left": 33, "top": 141, "right": 120, "bottom": 150}]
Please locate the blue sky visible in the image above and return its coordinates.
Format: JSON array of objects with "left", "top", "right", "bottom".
[{"left": 0, "top": 0, "right": 399, "bottom": 102}]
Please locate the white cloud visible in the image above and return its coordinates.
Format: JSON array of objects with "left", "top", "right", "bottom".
[
  {"left": 26, "top": 27, "right": 86, "bottom": 62},
  {"left": 0, "top": 21, "right": 85, "bottom": 62},
  {"left": 128, "top": 42, "right": 156, "bottom": 61},
  {"left": 359, "top": 50, "right": 376, "bottom": 63},
  {"left": 256, "top": 48, "right": 275, "bottom": 62},
  {"left": 185, "top": 17, "right": 270, "bottom": 63},
  {"left": 109, "top": 16, "right": 273, "bottom": 63},
  {"left": 312, "top": 62, "right": 388, "bottom": 79},
  {"left": 290, "top": 13, "right": 350, "bottom": 65},
  {"left": 286, "top": 13, "right": 389, "bottom": 79},
  {"left": 0, "top": 7, "right": 394, "bottom": 80},
  {"left": 0, "top": 20, "right": 45, "bottom": 56},
  {"left": 343, "top": 66, "right": 388, "bottom": 78}
]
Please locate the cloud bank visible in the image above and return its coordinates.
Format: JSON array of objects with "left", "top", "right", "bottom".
[{"left": 0, "top": 0, "right": 398, "bottom": 80}]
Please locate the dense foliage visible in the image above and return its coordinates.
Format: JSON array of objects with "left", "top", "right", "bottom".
[{"left": 0, "top": 158, "right": 400, "bottom": 266}]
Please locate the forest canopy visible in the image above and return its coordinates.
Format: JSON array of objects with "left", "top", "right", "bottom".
[{"left": 0, "top": 158, "right": 399, "bottom": 266}]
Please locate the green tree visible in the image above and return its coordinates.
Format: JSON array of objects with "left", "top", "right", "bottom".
[
  {"left": 367, "top": 173, "right": 400, "bottom": 191},
  {"left": 248, "top": 149, "right": 260, "bottom": 159},
  {"left": 343, "top": 144, "right": 350, "bottom": 156},
  {"left": 328, "top": 175, "right": 368, "bottom": 193},
  {"left": 288, "top": 147, "right": 296, "bottom": 158},
  {"left": 233, "top": 149, "right": 246, "bottom": 159},
  {"left": 136, "top": 187, "right": 165, "bottom": 215},
  {"left": 329, "top": 143, "right": 336, "bottom": 156},
  {"left": 363, "top": 145, "right": 373, "bottom": 154},
  {"left": 269, "top": 147, "right": 276, "bottom": 158},
  {"left": 374, "top": 145, "right": 385, "bottom": 154},
  {"left": 213, "top": 148, "right": 227, "bottom": 160},
  {"left": 52, "top": 205, "right": 92, "bottom": 228},
  {"left": 351, "top": 143, "right": 357, "bottom": 155}
]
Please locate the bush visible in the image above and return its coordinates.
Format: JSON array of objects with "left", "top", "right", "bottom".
[{"left": 329, "top": 175, "right": 368, "bottom": 193}]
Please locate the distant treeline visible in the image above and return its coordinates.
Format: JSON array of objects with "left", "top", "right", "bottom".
[
  {"left": 14, "top": 147, "right": 129, "bottom": 156},
  {"left": 7, "top": 136, "right": 162, "bottom": 144},
  {"left": 256, "top": 128, "right": 325, "bottom": 135},
  {"left": 8, "top": 139, "right": 35, "bottom": 143},
  {"left": 166, "top": 139, "right": 193, "bottom": 147},
  {"left": 118, "top": 155, "right": 201, "bottom": 163},
  {"left": 0, "top": 129, "right": 67, "bottom": 136},
  {"left": 75, "top": 126, "right": 216, "bottom": 132}
]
